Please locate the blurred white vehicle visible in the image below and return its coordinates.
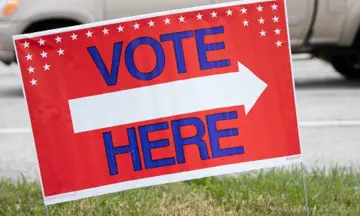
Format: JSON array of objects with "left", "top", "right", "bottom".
[{"left": 1, "top": 0, "right": 360, "bottom": 79}]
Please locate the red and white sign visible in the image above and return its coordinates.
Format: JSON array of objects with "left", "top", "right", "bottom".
[{"left": 13, "top": 0, "right": 302, "bottom": 205}]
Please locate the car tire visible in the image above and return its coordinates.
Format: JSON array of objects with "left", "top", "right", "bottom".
[{"left": 330, "top": 53, "right": 360, "bottom": 80}]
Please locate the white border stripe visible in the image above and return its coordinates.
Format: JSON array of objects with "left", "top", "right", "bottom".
[
  {"left": 12, "top": 0, "right": 273, "bottom": 40},
  {"left": 44, "top": 155, "right": 302, "bottom": 205}
]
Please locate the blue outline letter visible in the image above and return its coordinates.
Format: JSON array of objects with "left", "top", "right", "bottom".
[
  {"left": 125, "top": 37, "right": 165, "bottom": 81},
  {"left": 139, "top": 122, "right": 175, "bottom": 169},
  {"left": 171, "top": 117, "right": 210, "bottom": 164},
  {"left": 160, "top": 31, "right": 194, "bottom": 73},
  {"left": 195, "top": 26, "right": 230, "bottom": 70},
  {"left": 206, "top": 111, "right": 244, "bottom": 158},
  {"left": 87, "top": 42, "right": 123, "bottom": 86},
  {"left": 103, "top": 129, "right": 142, "bottom": 176}
]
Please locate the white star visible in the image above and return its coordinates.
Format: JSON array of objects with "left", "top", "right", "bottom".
[
  {"left": 226, "top": 9, "right": 233, "bottom": 16},
  {"left": 102, "top": 28, "right": 109, "bottom": 35},
  {"left": 196, "top": 13, "right": 203, "bottom": 20},
  {"left": 55, "top": 36, "right": 62, "bottom": 43},
  {"left": 179, "top": 16, "right": 185, "bottom": 23},
  {"left": 27, "top": 66, "right": 35, "bottom": 73},
  {"left": 86, "top": 31, "right": 93, "bottom": 38},
  {"left": 57, "top": 48, "right": 64, "bottom": 56},
  {"left": 275, "top": 28, "right": 281, "bottom": 35},
  {"left": 133, "top": 23, "right": 140, "bottom": 30},
  {"left": 271, "top": 3, "right": 278, "bottom": 10},
  {"left": 30, "top": 79, "right": 37, "bottom": 86},
  {"left": 25, "top": 54, "right": 32, "bottom": 61},
  {"left": 276, "top": 40, "right": 283, "bottom": 47},
  {"left": 257, "top": 5, "right": 263, "bottom": 12},
  {"left": 117, "top": 25, "right": 124, "bottom": 32},
  {"left": 211, "top": 11, "right": 217, "bottom": 18},
  {"left": 273, "top": 16, "right": 279, "bottom": 23},
  {"left": 260, "top": 30, "right": 267, "bottom": 37},
  {"left": 241, "top": 7, "right": 247, "bottom": 14},
  {"left": 38, "top": 39, "right": 45, "bottom": 46},
  {"left": 43, "top": 64, "right": 50, "bottom": 71},
  {"left": 242, "top": 20, "right": 249, "bottom": 27},
  {"left": 148, "top": 20, "right": 155, "bottom": 27},
  {"left": 258, "top": 17, "right": 265, "bottom": 24},
  {"left": 70, "top": 33, "right": 78, "bottom": 40},
  {"left": 40, "top": 51, "right": 48, "bottom": 59},
  {"left": 23, "top": 41, "right": 29, "bottom": 48},
  {"left": 164, "top": 17, "right": 171, "bottom": 24}
]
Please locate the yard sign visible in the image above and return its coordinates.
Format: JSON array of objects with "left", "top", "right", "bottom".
[{"left": 13, "top": 0, "right": 302, "bottom": 205}]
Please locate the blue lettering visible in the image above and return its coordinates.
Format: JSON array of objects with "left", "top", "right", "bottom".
[
  {"left": 171, "top": 117, "right": 210, "bottom": 164},
  {"left": 103, "top": 129, "right": 142, "bottom": 176},
  {"left": 139, "top": 122, "right": 175, "bottom": 169},
  {"left": 87, "top": 42, "right": 123, "bottom": 86},
  {"left": 103, "top": 110, "right": 243, "bottom": 176},
  {"left": 206, "top": 111, "right": 244, "bottom": 158},
  {"left": 195, "top": 26, "right": 230, "bottom": 70},
  {"left": 125, "top": 37, "right": 165, "bottom": 81},
  {"left": 89, "top": 26, "right": 230, "bottom": 86},
  {"left": 160, "top": 31, "right": 194, "bottom": 73}
]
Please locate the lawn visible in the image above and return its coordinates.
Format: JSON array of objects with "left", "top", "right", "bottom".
[{"left": 0, "top": 167, "right": 359, "bottom": 215}]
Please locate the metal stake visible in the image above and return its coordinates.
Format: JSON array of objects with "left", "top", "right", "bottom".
[
  {"left": 301, "top": 162, "right": 310, "bottom": 216},
  {"left": 45, "top": 204, "right": 50, "bottom": 216}
]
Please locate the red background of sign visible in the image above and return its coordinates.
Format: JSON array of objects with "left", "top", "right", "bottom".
[{"left": 14, "top": 0, "right": 300, "bottom": 197}]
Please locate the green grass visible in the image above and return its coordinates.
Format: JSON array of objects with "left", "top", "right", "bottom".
[{"left": 1, "top": 167, "right": 360, "bottom": 215}]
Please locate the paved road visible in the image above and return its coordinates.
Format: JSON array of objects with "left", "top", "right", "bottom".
[{"left": 0, "top": 58, "right": 359, "bottom": 180}]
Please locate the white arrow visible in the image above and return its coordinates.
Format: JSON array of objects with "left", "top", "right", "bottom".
[{"left": 69, "top": 62, "right": 267, "bottom": 133}]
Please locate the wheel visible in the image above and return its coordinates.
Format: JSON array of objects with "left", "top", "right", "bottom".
[
  {"left": 327, "top": 27, "right": 360, "bottom": 80},
  {"left": 329, "top": 53, "right": 360, "bottom": 80}
]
